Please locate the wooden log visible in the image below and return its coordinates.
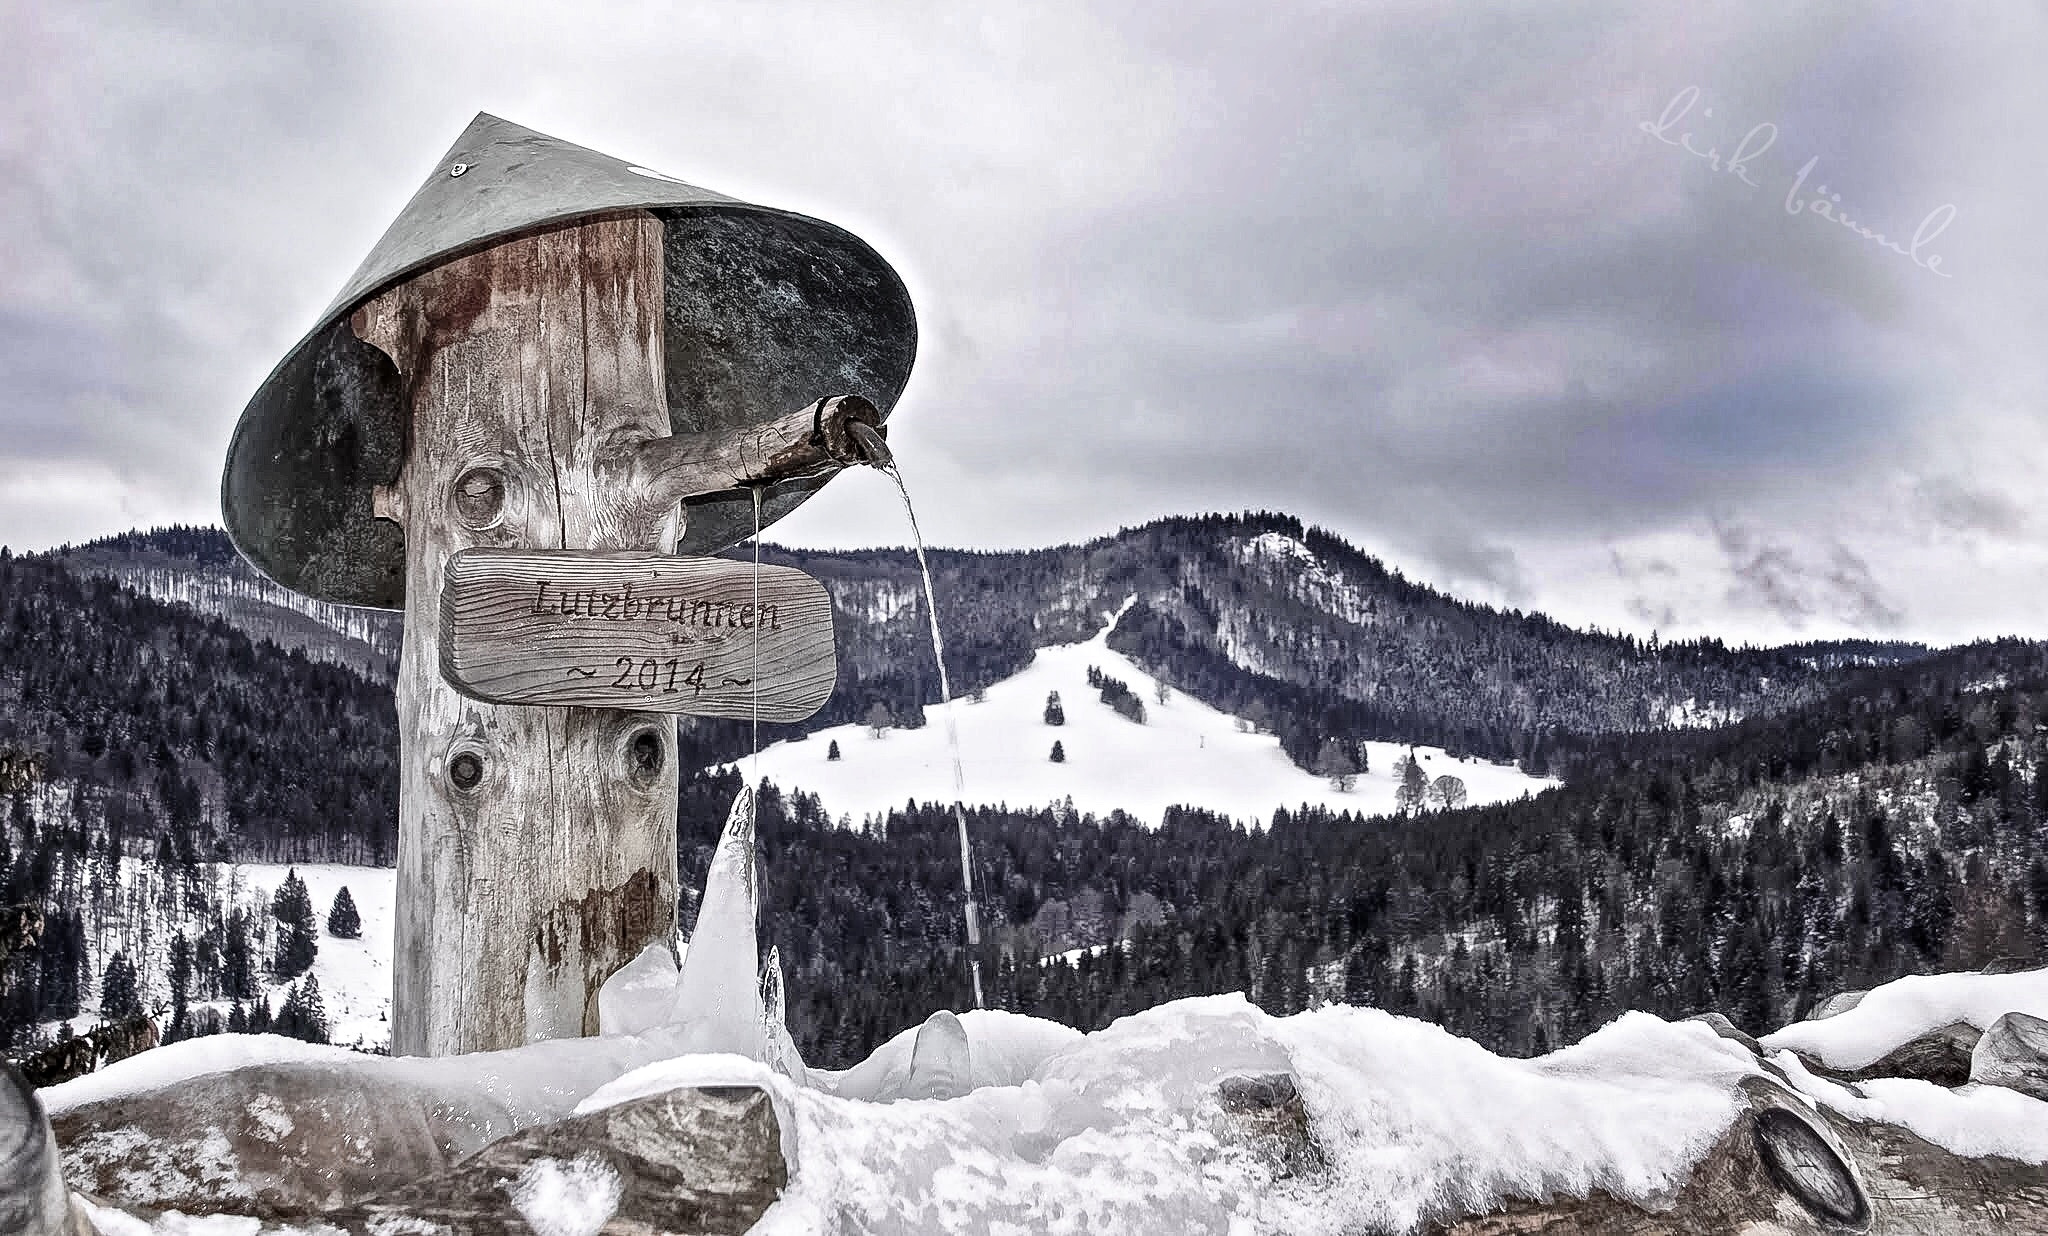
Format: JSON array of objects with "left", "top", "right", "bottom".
[
  {"left": 354, "top": 212, "right": 686, "bottom": 1056},
  {"left": 440, "top": 549, "right": 835, "bottom": 719}
]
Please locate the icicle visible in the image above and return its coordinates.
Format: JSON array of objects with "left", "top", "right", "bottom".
[
  {"left": 901, "top": 1009, "right": 972, "bottom": 1101},
  {"left": 595, "top": 941, "right": 681, "bottom": 1038},
  {"left": 759, "top": 946, "right": 809, "bottom": 1087},
  {"left": 670, "top": 786, "right": 767, "bottom": 1059}
]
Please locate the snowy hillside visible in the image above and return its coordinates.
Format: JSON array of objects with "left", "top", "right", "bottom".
[
  {"left": 738, "top": 609, "right": 1556, "bottom": 826},
  {"left": 48, "top": 852, "right": 397, "bottom": 1053},
  {"left": 231, "top": 864, "right": 394, "bottom": 1051}
]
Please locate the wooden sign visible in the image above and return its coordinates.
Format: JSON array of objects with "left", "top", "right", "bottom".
[{"left": 440, "top": 549, "right": 836, "bottom": 720}]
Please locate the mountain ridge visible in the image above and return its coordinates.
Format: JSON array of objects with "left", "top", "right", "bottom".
[{"left": 48, "top": 513, "right": 1940, "bottom": 774}]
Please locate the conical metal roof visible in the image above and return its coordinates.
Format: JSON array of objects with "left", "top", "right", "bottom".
[{"left": 222, "top": 113, "right": 917, "bottom": 609}]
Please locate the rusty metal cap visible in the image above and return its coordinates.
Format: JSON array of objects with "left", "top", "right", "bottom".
[{"left": 221, "top": 113, "right": 917, "bottom": 610}]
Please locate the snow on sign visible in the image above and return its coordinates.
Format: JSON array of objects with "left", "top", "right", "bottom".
[{"left": 440, "top": 548, "right": 836, "bottom": 720}]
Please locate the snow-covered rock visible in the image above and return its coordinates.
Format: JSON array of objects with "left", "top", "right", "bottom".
[
  {"left": 1808, "top": 988, "right": 1867, "bottom": 1020},
  {"left": 0, "top": 1061, "right": 75, "bottom": 1236},
  {"left": 1762, "top": 967, "right": 2048, "bottom": 1073},
  {"left": 1972, "top": 1010, "right": 2048, "bottom": 1102},
  {"left": 38, "top": 986, "right": 2048, "bottom": 1233},
  {"left": 331, "top": 1085, "right": 782, "bottom": 1234}
]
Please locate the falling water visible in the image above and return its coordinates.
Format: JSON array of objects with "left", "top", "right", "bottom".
[{"left": 876, "top": 463, "right": 985, "bottom": 1011}]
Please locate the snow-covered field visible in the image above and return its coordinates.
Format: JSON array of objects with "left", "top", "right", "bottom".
[
  {"left": 51, "top": 856, "right": 399, "bottom": 1053},
  {"left": 737, "top": 611, "right": 1556, "bottom": 827},
  {"left": 228, "top": 863, "right": 395, "bottom": 1051}
]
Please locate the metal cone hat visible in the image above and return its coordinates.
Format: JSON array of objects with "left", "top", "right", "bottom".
[{"left": 222, "top": 113, "right": 916, "bottom": 608}]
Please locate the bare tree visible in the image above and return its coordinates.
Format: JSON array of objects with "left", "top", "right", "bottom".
[
  {"left": 1314, "top": 738, "right": 1359, "bottom": 792},
  {"left": 1394, "top": 755, "right": 1428, "bottom": 814},
  {"left": 1430, "top": 774, "right": 1469, "bottom": 812}
]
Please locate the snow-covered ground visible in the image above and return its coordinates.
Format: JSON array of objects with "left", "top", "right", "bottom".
[
  {"left": 47, "top": 855, "right": 398, "bottom": 1053},
  {"left": 736, "top": 609, "right": 1555, "bottom": 827},
  {"left": 229, "top": 863, "right": 395, "bottom": 1051},
  {"left": 42, "top": 833, "right": 2048, "bottom": 1235}
]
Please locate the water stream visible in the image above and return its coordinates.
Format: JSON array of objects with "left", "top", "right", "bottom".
[{"left": 876, "top": 463, "right": 986, "bottom": 1011}]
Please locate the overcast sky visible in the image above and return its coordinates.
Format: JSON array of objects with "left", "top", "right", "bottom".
[{"left": 5, "top": 1, "right": 2045, "bottom": 646}]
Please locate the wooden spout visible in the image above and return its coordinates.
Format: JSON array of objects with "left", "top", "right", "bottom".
[{"left": 629, "top": 394, "right": 887, "bottom": 509}]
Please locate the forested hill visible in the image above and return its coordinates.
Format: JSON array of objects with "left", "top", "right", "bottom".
[
  {"left": 53, "top": 514, "right": 1927, "bottom": 775},
  {"left": 717, "top": 635, "right": 2048, "bottom": 1063},
  {"left": 0, "top": 548, "right": 398, "bottom": 866}
]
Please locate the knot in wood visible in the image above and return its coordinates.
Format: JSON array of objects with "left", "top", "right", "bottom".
[
  {"left": 447, "top": 748, "right": 486, "bottom": 793},
  {"left": 627, "top": 726, "right": 666, "bottom": 785},
  {"left": 1752, "top": 1107, "right": 1869, "bottom": 1227},
  {"left": 451, "top": 465, "right": 508, "bottom": 530}
]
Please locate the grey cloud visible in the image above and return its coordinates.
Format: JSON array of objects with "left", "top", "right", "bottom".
[
  {"left": 1713, "top": 518, "right": 1903, "bottom": 631},
  {"left": 1611, "top": 550, "right": 1679, "bottom": 582},
  {"left": 1, "top": 0, "right": 2040, "bottom": 646},
  {"left": 1822, "top": 542, "right": 1904, "bottom": 631},
  {"left": 1625, "top": 597, "right": 1681, "bottom": 630},
  {"left": 1912, "top": 475, "right": 2029, "bottom": 539}
]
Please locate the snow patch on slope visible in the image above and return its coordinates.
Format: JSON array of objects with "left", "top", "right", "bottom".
[
  {"left": 1663, "top": 696, "right": 1740, "bottom": 729},
  {"left": 739, "top": 611, "right": 1554, "bottom": 827},
  {"left": 232, "top": 863, "right": 394, "bottom": 1050},
  {"left": 1232, "top": 532, "right": 1378, "bottom": 628}
]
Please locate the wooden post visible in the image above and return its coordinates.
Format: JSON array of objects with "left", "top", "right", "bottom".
[
  {"left": 354, "top": 212, "right": 684, "bottom": 1056},
  {"left": 353, "top": 211, "right": 886, "bottom": 1056}
]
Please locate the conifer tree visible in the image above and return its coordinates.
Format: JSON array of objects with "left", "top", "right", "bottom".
[
  {"left": 1395, "top": 754, "right": 1429, "bottom": 814},
  {"left": 298, "top": 973, "right": 330, "bottom": 1044},
  {"left": 271, "top": 869, "right": 318, "bottom": 979},
  {"left": 166, "top": 933, "right": 192, "bottom": 1042},
  {"left": 1050, "top": 741, "right": 1066, "bottom": 764},
  {"left": 1044, "top": 691, "right": 1065, "bottom": 726},
  {"left": 100, "top": 950, "right": 141, "bottom": 1021},
  {"left": 223, "top": 909, "right": 256, "bottom": 1001},
  {"left": 827, "top": 739, "right": 842, "bottom": 761},
  {"left": 1314, "top": 738, "right": 1358, "bottom": 792},
  {"left": 326, "top": 886, "right": 362, "bottom": 940}
]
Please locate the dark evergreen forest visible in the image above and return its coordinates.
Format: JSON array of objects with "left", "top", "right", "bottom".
[{"left": 698, "top": 639, "right": 2048, "bottom": 1066}]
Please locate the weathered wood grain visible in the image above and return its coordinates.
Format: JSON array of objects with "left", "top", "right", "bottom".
[
  {"left": 630, "top": 393, "right": 887, "bottom": 508},
  {"left": 354, "top": 212, "right": 682, "bottom": 1057},
  {"left": 441, "top": 549, "right": 835, "bottom": 720}
]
